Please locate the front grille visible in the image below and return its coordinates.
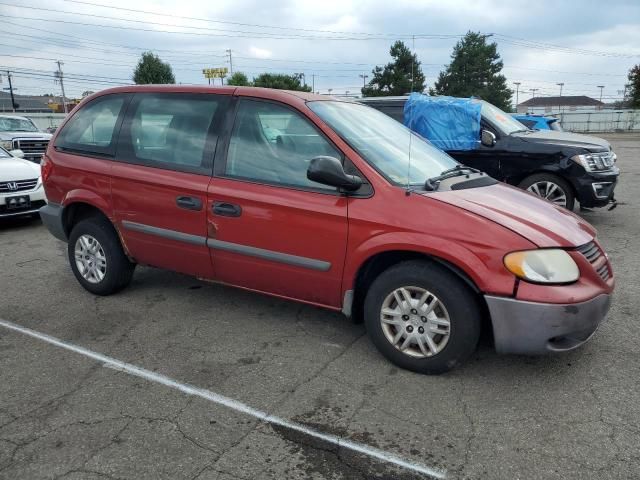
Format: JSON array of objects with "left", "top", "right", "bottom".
[
  {"left": 0, "top": 178, "right": 38, "bottom": 193},
  {"left": 577, "top": 241, "right": 611, "bottom": 282},
  {"left": 12, "top": 138, "right": 49, "bottom": 162}
]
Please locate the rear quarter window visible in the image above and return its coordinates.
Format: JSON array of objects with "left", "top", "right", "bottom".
[{"left": 54, "top": 94, "right": 128, "bottom": 157}]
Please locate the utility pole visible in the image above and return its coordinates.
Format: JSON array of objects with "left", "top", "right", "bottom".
[
  {"left": 513, "top": 82, "right": 521, "bottom": 111},
  {"left": 55, "top": 60, "right": 68, "bottom": 114},
  {"left": 530, "top": 88, "right": 539, "bottom": 98},
  {"left": 5, "top": 71, "right": 17, "bottom": 112},
  {"left": 226, "top": 49, "right": 233, "bottom": 74},
  {"left": 359, "top": 73, "right": 368, "bottom": 90},
  {"left": 311, "top": 74, "right": 315, "bottom": 93}
]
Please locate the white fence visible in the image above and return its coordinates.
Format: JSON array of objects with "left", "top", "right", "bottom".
[{"left": 555, "top": 110, "right": 640, "bottom": 133}]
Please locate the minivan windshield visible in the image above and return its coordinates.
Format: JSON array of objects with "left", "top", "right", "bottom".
[
  {"left": 309, "top": 101, "right": 458, "bottom": 186},
  {"left": 0, "top": 117, "right": 39, "bottom": 133},
  {"left": 477, "top": 100, "right": 527, "bottom": 135}
]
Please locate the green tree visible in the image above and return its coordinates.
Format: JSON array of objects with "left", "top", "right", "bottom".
[
  {"left": 252, "top": 73, "right": 311, "bottom": 91},
  {"left": 133, "top": 52, "right": 175, "bottom": 84},
  {"left": 361, "top": 41, "right": 426, "bottom": 97},
  {"left": 227, "top": 72, "right": 251, "bottom": 86},
  {"left": 627, "top": 64, "right": 640, "bottom": 108},
  {"left": 432, "top": 32, "right": 512, "bottom": 111}
]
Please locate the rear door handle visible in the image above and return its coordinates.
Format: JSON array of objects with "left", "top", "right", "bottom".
[
  {"left": 176, "top": 196, "right": 203, "bottom": 211},
  {"left": 212, "top": 202, "right": 242, "bottom": 217}
]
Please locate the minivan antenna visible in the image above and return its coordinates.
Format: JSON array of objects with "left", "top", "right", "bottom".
[{"left": 406, "top": 35, "right": 416, "bottom": 195}]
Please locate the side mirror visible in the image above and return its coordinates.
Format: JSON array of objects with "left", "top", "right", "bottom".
[
  {"left": 481, "top": 130, "right": 496, "bottom": 147},
  {"left": 9, "top": 149, "right": 25, "bottom": 159},
  {"left": 307, "top": 156, "right": 363, "bottom": 192}
]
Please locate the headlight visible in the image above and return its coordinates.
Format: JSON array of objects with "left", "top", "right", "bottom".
[
  {"left": 0, "top": 140, "right": 13, "bottom": 150},
  {"left": 504, "top": 249, "right": 579, "bottom": 284},
  {"left": 571, "top": 153, "right": 614, "bottom": 172}
]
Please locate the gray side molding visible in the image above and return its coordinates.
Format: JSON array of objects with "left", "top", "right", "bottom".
[
  {"left": 207, "top": 239, "right": 331, "bottom": 272},
  {"left": 121, "top": 221, "right": 206, "bottom": 246}
]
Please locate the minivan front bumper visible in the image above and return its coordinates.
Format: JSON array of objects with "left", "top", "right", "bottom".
[{"left": 486, "top": 294, "right": 611, "bottom": 355}]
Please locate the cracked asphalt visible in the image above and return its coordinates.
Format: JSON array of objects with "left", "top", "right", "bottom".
[{"left": 1, "top": 133, "right": 639, "bottom": 480}]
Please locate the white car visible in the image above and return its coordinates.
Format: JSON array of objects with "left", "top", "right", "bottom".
[
  {"left": 0, "top": 115, "right": 52, "bottom": 164},
  {"left": 0, "top": 147, "right": 46, "bottom": 218}
]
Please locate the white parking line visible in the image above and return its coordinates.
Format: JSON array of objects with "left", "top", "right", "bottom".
[{"left": 0, "top": 318, "right": 446, "bottom": 479}]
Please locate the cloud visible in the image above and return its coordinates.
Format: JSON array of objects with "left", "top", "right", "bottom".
[
  {"left": 1, "top": 0, "right": 637, "bottom": 100},
  {"left": 249, "top": 46, "right": 272, "bottom": 59}
]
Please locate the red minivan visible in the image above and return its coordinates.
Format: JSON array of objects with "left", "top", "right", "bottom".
[{"left": 39, "top": 86, "right": 614, "bottom": 374}]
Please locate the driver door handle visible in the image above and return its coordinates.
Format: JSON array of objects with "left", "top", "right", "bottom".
[
  {"left": 212, "top": 202, "right": 242, "bottom": 217},
  {"left": 176, "top": 196, "right": 203, "bottom": 211}
]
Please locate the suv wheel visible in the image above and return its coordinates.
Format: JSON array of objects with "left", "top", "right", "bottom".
[
  {"left": 519, "top": 173, "right": 575, "bottom": 210},
  {"left": 68, "top": 217, "right": 135, "bottom": 295},
  {"left": 364, "top": 260, "right": 481, "bottom": 374}
]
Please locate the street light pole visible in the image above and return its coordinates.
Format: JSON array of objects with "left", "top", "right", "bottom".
[
  {"left": 556, "top": 82, "right": 564, "bottom": 114},
  {"left": 359, "top": 73, "right": 368, "bottom": 90},
  {"left": 597, "top": 85, "right": 604, "bottom": 106},
  {"left": 513, "top": 82, "right": 521, "bottom": 112}
]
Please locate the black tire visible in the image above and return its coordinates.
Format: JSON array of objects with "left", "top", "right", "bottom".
[
  {"left": 364, "top": 260, "right": 481, "bottom": 374},
  {"left": 518, "top": 173, "right": 575, "bottom": 210},
  {"left": 67, "top": 216, "right": 135, "bottom": 295}
]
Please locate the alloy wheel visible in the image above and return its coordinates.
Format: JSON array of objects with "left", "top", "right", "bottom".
[
  {"left": 527, "top": 181, "right": 567, "bottom": 207},
  {"left": 380, "top": 286, "right": 451, "bottom": 358},
  {"left": 74, "top": 234, "right": 107, "bottom": 284}
]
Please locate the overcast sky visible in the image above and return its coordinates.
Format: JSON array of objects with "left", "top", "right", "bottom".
[{"left": 1, "top": 0, "right": 639, "bottom": 104}]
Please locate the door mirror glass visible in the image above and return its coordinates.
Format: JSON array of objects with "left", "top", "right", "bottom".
[
  {"left": 9, "top": 149, "right": 24, "bottom": 158},
  {"left": 481, "top": 130, "right": 496, "bottom": 147},
  {"left": 307, "top": 156, "right": 362, "bottom": 191}
]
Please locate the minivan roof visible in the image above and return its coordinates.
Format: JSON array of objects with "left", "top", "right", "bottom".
[{"left": 89, "top": 85, "right": 335, "bottom": 105}]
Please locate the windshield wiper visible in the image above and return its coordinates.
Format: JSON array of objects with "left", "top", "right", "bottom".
[{"left": 424, "top": 165, "right": 482, "bottom": 191}]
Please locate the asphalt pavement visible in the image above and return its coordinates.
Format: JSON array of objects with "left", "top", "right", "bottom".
[{"left": 0, "top": 133, "right": 639, "bottom": 480}]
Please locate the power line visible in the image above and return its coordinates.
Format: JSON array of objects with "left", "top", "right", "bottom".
[{"left": 0, "top": 8, "right": 459, "bottom": 41}]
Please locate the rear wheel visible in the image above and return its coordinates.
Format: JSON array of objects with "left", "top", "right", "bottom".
[
  {"left": 364, "top": 260, "right": 481, "bottom": 374},
  {"left": 68, "top": 216, "right": 135, "bottom": 295},
  {"left": 519, "top": 173, "right": 575, "bottom": 210}
]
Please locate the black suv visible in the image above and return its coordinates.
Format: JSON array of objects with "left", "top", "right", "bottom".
[{"left": 359, "top": 97, "right": 619, "bottom": 210}]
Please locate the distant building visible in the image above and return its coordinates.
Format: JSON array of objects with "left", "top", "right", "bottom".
[
  {"left": 0, "top": 92, "right": 58, "bottom": 113},
  {"left": 517, "top": 95, "right": 604, "bottom": 114}
]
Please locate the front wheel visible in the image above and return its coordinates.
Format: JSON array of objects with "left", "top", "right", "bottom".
[
  {"left": 364, "top": 260, "right": 481, "bottom": 374},
  {"left": 519, "top": 173, "right": 575, "bottom": 210}
]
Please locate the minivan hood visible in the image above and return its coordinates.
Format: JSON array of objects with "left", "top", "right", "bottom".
[
  {"left": 0, "top": 156, "right": 41, "bottom": 181},
  {"left": 514, "top": 129, "right": 610, "bottom": 151},
  {"left": 427, "top": 183, "right": 595, "bottom": 248}
]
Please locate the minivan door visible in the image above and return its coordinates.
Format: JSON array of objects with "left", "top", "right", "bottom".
[
  {"left": 112, "top": 92, "right": 229, "bottom": 279},
  {"left": 207, "top": 98, "right": 349, "bottom": 308}
]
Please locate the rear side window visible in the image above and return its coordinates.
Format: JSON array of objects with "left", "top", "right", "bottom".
[
  {"left": 55, "top": 94, "right": 126, "bottom": 156},
  {"left": 519, "top": 119, "right": 537, "bottom": 129},
  {"left": 118, "top": 93, "right": 223, "bottom": 175}
]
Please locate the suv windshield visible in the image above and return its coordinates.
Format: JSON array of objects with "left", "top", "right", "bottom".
[
  {"left": 477, "top": 100, "right": 527, "bottom": 135},
  {"left": 308, "top": 101, "right": 457, "bottom": 186},
  {"left": 0, "top": 117, "right": 39, "bottom": 132}
]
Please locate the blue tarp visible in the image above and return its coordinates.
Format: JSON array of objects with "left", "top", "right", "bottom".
[{"left": 403, "top": 93, "right": 481, "bottom": 151}]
